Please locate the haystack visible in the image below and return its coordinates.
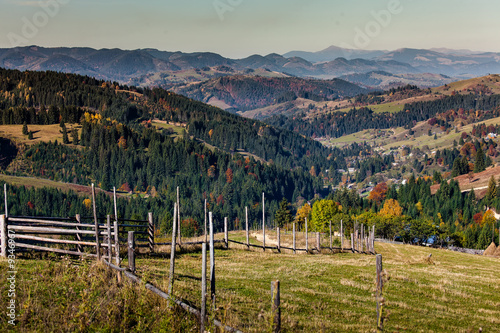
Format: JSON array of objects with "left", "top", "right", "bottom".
[
  {"left": 493, "top": 244, "right": 500, "bottom": 257},
  {"left": 483, "top": 242, "right": 497, "bottom": 256}
]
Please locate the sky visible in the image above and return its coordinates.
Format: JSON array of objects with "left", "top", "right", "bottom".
[{"left": 0, "top": 0, "right": 499, "bottom": 58}]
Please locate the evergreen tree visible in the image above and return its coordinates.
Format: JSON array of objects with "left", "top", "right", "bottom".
[
  {"left": 28, "top": 131, "right": 33, "bottom": 140},
  {"left": 486, "top": 176, "right": 497, "bottom": 207},
  {"left": 474, "top": 146, "right": 486, "bottom": 173},
  {"left": 477, "top": 224, "right": 492, "bottom": 249},
  {"left": 71, "top": 128, "right": 79, "bottom": 145},
  {"left": 22, "top": 122, "right": 28, "bottom": 135},
  {"left": 61, "top": 123, "right": 69, "bottom": 144},
  {"left": 274, "top": 198, "right": 292, "bottom": 228}
]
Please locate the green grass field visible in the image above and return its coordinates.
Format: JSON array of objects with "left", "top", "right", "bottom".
[{"left": 3, "top": 232, "right": 499, "bottom": 332}]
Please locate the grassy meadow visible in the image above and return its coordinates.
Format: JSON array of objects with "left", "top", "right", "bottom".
[{"left": 1, "top": 231, "right": 500, "bottom": 332}]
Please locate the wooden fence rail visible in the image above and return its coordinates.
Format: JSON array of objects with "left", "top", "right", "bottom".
[{"left": 0, "top": 213, "right": 154, "bottom": 259}]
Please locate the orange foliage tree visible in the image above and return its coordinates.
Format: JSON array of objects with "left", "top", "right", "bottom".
[{"left": 368, "top": 182, "right": 388, "bottom": 204}]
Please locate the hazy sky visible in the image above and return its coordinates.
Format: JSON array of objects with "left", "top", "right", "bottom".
[{"left": 1, "top": 0, "right": 499, "bottom": 58}]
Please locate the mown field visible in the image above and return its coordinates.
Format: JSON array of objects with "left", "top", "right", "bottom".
[{"left": 1, "top": 232, "right": 500, "bottom": 332}]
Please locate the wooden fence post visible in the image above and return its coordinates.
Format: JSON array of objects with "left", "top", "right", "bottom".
[
  {"left": 177, "top": 186, "right": 181, "bottom": 246},
  {"left": 351, "top": 233, "right": 354, "bottom": 253},
  {"left": 114, "top": 218, "right": 121, "bottom": 283},
  {"left": 329, "top": 221, "right": 332, "bottom": 251},
  {"left": 0, "top": 215, "right": 7, "bottom": 258},
  {"left": 316, "top": 232, "right": 321, "bottom": 253},
  {"left": 91, "top": 183, "right": 100, "bottom": 260},
  {"left": 224, "top": 217, "right": 228, "bottom": 249},
  {"left": 340, "top": 220, "right": 344, "bottom": 252},
  {"left": 376, "top": 254, "right": 384, "bottom": 330},
  {"left": 76, "top": 214, "right": 82, "bottom": 253},
  {"left": 245, "top": 206, "right": 249, "bottom": 249},
  {"left": 107, "top": 215, "right": 112, "bottom": 261},
  {"left": 168, "top": 203, "right": 178, "bottom": 307},
  {"left": 293, "top": 223, "right": 296, "bottom": 254},
  {"left": 361, "top": 224, "right": 365, "bottom": 253},
  {"left": 128, "top": 231, "right": 135, "bottom": 273},
  {"left": 305, "top": 217, "right": 308, "bottom": 253},
  {"left": 373, "top": 225, "right": 376, "bottom": 253},
  {"left": 3, "top": 183, "right": 8, "bottom": 217},
  {"left": 277, "top": 227, "right": 280, "bottom": 253},
  {"left": 209, "top": 212, "right": 216, "bottom": 312},
  {"left": 200, "top": 242, "right": 207, "bottom": 333},
  {"left": 204, "top": 199, "right": 208, "bottom": 243},
  {"left": 262, "top": 192, "right": 265, "bottom": 251},
  {"left": 113, "top": 186, "right": 118, "bottom": 219},
  {"left": 271, "top": 280, "right": 281, "bottom": 333},
  {"left": 148, "top": 212, "right": 154, "bottom": 253}
]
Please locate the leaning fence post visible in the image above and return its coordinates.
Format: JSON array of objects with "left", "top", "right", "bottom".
[
  {"left": 114, "top": 218, "right": 121, "bottom": 283},
  {"left": 107, "top": 215, "right": 112, "bottom": 261},
  {"left": 293, "top": 223, "right": 296, "bottom": 254},
  {"left": 3, "top": 183, "right": 8, "bottom": 217},
  {"left": 76, "top": 214, "right": 82, "bottom": 253},
  {"left": 128, "top": 231, "right": 135, "bottom": 273},
  {"left": 224, "top": 217, "right": 228, "bottom": 249},
  {"left": 305, "top": 217, "right": 309, "bottom": 253},
  {"left": 209, "top": 212, "right": 216, "bottom": 312},
  {"left": 148, "top": 212, "right": 154, "bottom": 253},
  {"left": 0, "top": 215, "right": 7, "bottom": 258},
  {"left": 200, "top": 242, "right": 207, "bottom": 333},
  {"left": 277, "top": 227, "right": 281, "bottom": 253},
  {"left": 376, "top": 254, "right": 384, "bottom": 331},
  {"left": 245, "top": 206, "right": 249, "bottom": 249},
  {"left": 271, "top": 280, "right": 281, "bottom": 333},
  {"left": 168, "top": 203, "right": 178, "bottom": 307},
  {"left": 91, "top": 183, "right": 100, "bottom": 260}
]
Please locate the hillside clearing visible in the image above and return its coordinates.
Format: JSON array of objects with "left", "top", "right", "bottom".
[{"left": 0, "top": 124, "right": 80, "bottom": 146}]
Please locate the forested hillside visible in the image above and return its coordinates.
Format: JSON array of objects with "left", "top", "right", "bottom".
[
  {"left": 267, "top": 93, "right": 500, "bottom": 138},
  {"left": 0, "top": 68, "right": 394, "bottom": 185},
  {"left": 173, "top": 75, "right": 367, "bottom": 111}
]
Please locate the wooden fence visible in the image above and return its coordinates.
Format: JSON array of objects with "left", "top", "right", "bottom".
[
  {"left": 226, "top": 217, "right": 376, "bottom": 255},
  {"left": 0, "top": 185, "right": 381, "bottom": 332},
  {"left": 0, "top": 213, "right": 152, "bottom": 259}
]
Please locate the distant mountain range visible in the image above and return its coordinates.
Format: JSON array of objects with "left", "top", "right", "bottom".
[
  {"left": 284, "top": 46, "right": 500, "bottom": 77},
  {"left": 338, "top": 71, "right": 454, "bottom": 90},
  {"left": 1, "top": 45, "right": 499, "bottom": 90}
]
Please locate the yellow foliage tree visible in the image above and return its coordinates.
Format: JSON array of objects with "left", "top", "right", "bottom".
[
  {"left": 295, "top": 203, "right": 311, "bottom": 230},
  {"left": 83, "top": 198, "right": 92, "bottom": 210},
  {"left": 379, "top": 199, "right": 402, "bottom": 217},
  {"left": 482, "top": 210, "right": 496, "bottom": 228}
]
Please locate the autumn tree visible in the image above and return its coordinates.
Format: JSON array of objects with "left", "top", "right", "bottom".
[
  {"left": 368, "top": 182, "right": 388, "bottom": 204},
  {"left": 225, "top": 168, "right": 233, "bottom": 183},
  {"left": 379, "top": 199, "right": 403, "bottom": 217},
  {"left": 310, "top": 199, "right": 340, "bottom": 232},
  {"left": 295, "top": 202, "right": 311, "bottom": 230}
]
